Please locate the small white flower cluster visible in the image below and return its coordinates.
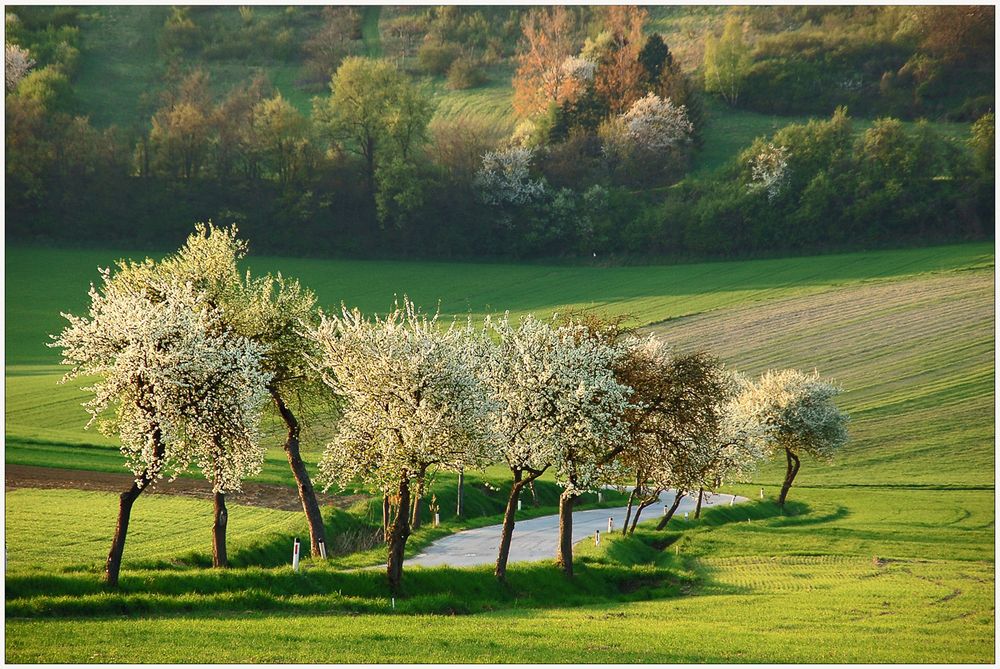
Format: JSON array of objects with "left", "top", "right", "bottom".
[
  {"left": 474, "top": 146, "right": 546, "bottom": 206},
  {"left": 560, "top": 56, "right": 597, "bottom": 84},
  {"left": 748, "top": 143, "right": 790, "bottom": 200},
  {"left": 619, "top": 93, "right": 694, "bottom": 151},
  {"left": 5, "top": 43, "right": 34, "bottom": 92}
]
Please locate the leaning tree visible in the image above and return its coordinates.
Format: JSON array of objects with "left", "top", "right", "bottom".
[
  {"left": 308, "top": 299, "right": 493, "bottom": 592},
  {"left": 51, "top": 273, "right": 270, "bottom": 585},
  {"left": 739, "top": 369, "right": 850, "bottom": 506},
  {"left": 142, "top": 223, "right": 332, "bottom": 558}
]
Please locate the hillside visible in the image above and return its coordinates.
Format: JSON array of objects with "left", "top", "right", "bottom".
[
  {"left": 5, "top": 242, "right": 994, "bottom": 663},
  {"left": 6, "top": 242, "right": 993, "bottom": 488}
]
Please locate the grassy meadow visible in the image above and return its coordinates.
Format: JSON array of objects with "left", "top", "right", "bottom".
[{"left": 4, "top": 241, "right": 994, "bottom": 662}]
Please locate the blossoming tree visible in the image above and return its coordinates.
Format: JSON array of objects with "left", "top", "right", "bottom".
[
  {"left": 738, "top": 369, "right": 850, "bottom": 506},
  {"left": 480, "top": 313, "right": 632, "bottom": 581},
  {"left": 532, "top": 319, "right": 633, "bottom": 577},
  {"left": 51, "top": 273, "right": 270, "bottom": 585},
  {"left": 133, "top": 224, "right": 332, "bottom": 558},
  {"left": 308, "top": 299, "right": 493, "bottom": 592}
]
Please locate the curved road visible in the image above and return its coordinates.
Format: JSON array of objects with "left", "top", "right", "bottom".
[{"left": 407, "top": 489, "right": 749, "bottom": 568}]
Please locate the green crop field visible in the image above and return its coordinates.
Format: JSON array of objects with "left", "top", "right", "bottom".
[{"left": 5, "top": 241, "right": 994, "bottom": 662}]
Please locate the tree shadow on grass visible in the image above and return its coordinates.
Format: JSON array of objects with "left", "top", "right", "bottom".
[{"left": 5, "top": 559, "right": 688, "bottom": 619}]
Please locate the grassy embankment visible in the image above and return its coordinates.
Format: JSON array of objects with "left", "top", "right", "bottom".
[{"left": 5, "top": 242, "right": 993, "bottom": 661}]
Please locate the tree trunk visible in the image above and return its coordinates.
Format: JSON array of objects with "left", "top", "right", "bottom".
[
  {"left": 695, "top": 487, "right": 704, "bottom": 519},
  {"left": 456, "top": 469, "right": 464, "bottom": 517},
  {"left": 621, "top": 488, "right": 636, "bottom": 535},
  {"left": 556, "top": 491, "right": 578, "bottom": 577},
  {"left": 655, "top": 491, "right": 685, "bottom": 531},
  {"left": 213, "top": 491, "right": 228, "bottom": 568},
  {"left": 495, "top": 471, "right": 526, "bottom": 582},
  {"left": 382, "top": 495, "right": 390, "bottom": 542},
  {"left": 386, "top": 477, "right": 411, "bottom": 593},
  {"left": 529, "top": 480, "right": 538, "bottom": 506},
  {"left": 105, "top": 428, "right": 163, "bottom": 588},
  {"left": 272, "top": 390, "right": 327, "bottom": 557},
  {"left": 410, "top": 468, "right": 426, "bottom": 530},
  {"left": 105, "top": 483, "right": 142, "bottom": 588},
  {"left": 629, "top": 497, "right": 657, "bottom": 535},
  {"left": 778, "top": 448, "right": 801, "bottom": 507}
]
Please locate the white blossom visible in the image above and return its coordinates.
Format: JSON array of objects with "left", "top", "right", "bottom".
[
  {"left": 5, "top": 43, "right": 35, "bottom": 92},
  {"left": 608, "top": 93, "right": 694, "bottom": 155},
  {"left": 736, "top": 368, "right": 849, "bottom": 461},
  {"left": 479, "top": 314, "right": 632, "bottom": 495},
  {"left": 50, "top": 274, "right": 272, "bottom": 493},
  {"left": 560, "top": 55, "right": 596, "bottom": 83},
  {"left": 748, "top": 143, "right": 790, "bottom": 200},
  {"left": 474, "top": 145, "right": 546, "bottom": 206},
  {"left": 307, "top": 297, "right": 494, "bottom": 496}
]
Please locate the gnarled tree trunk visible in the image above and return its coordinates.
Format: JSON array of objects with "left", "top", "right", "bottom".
[
  {"left": 629, "top": 495, "right": 659, "bottom": 535},
  {"left": 495, "top": 471, "right": 526, "bottom": 582},
  {"left": 387, "top": 477, "right": 411, "bottom": 593},
  {"left": 621, "top": 487, "right": 636, "bottom": 535},
  {"left": 556, "top": 491, "right": 578, "bottom": 577},
  {"left": 272, "top": 390, "right": 327, "bottom": 557},
  {"left": 213, "top": 491, "right": 228, "bottom": 568},
  {"left": 105, "top": 428, "right": 164, "bottom": 588},
  {"left": 655, "top": 491, "right": 685, "bottom": 531},
  {"left": 410, "top": 467, "right": 427, "bottom": 530},
  {"left": 778, "top": 448, "right": 801, "bottom": 507}
]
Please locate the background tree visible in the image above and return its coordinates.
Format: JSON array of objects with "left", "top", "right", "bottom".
[
  {"left": 703, "top": 15, "right": 750, "bottom": 106},
  {"left": 738, "top": 369, "right": 849, "bottom": 506},
  {"left": 314, "top": 57, "right": 433, "bottom": 220},
  {"left": 308, "top": 299, "right": 493, "bottom": 592},
  {"left": 513, "top": 7, "right": 581, "bottom": 117},
  {"left": 591, "top": 6, "right": 648, "bottom": 114},
  {"left": 253, "top": 93, "right": 309, "bottom": 186}
]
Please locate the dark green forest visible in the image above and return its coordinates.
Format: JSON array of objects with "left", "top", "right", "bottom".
[{"left": 5, "top": 5, "right": 994, "bottom": 259}]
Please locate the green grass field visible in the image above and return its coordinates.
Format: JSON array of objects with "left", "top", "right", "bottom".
[{"left": 5, "top": 241, "right": 994, "bottom": 662}]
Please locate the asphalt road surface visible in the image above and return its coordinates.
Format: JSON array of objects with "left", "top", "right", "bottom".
[{"left": 407, "top": 489, "right": 750, "bottom": 568}]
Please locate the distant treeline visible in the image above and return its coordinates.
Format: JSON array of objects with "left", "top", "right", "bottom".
[{"left": 5, "top": 5, "right": 995, "bottom": 260}]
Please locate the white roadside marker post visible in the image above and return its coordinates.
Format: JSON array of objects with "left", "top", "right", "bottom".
[
  {"left": 595, "top": 530, "right": 601, "bottom": 546},
  {"left": 759, "top": 487, "right": 764, "bottom": 500},
  {"left": 608, "top": 517, "right": 614, "bottom": 533},
  {"left": 598, "top": 491, "right": 603, "bottom": 503},
  {"left": 318, "top": 538, "right": 327, "bottom": 560},
  {"left": 517, "top": 499, "right": 522, "bottom": 511},
  {"left": 292, "top": 538, "right": 300, "bottom": 572},
  {"left": 684, "top": 512, "right": 689, "bottom": 521},
  {"left": 434, "top": 512, "right": 440, "bottom": 528},
  {"left": 730, "top": 495, "right": 735, "bottom": 506}
]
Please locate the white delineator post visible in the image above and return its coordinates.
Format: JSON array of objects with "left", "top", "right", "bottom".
[
  {"left": 317, "top": 538, "right": 327, "bottom": 560},
  {"left": 434, "top": 512, "right": 440, "bottom": 528},
  {"left": 608, "top": 517, "right": 614, "bottom": 533},
  {"left": 598, "top": 491, "right": 603, "bottom": 503},
  {"left": 292, "top": 538, "right": 301, "bottom": 572},
  {"left": 595, "top": 530, "right": 601, "bottom": 546},
  {"left": 517, "top": 499, "right": 522, "bottom": 511}
]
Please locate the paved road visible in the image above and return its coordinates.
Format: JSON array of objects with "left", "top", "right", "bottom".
[{"left": 407, "top": 489, "right": 749, "bottom": 568}]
